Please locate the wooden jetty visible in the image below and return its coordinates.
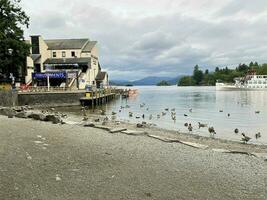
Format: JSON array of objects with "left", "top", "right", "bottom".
[{"left": 80, "top": 90, "right": 118, "bottom": 107}]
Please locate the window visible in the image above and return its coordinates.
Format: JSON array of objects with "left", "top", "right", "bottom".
[
  {"left": 71, "top": 51, "right": 76, "bottom": 57},
  {"left": 62, "top": 51, "right": 66, "bottom": 57},
  {"left": 53, "top": 52, "right": 57, "bottom": 57}
]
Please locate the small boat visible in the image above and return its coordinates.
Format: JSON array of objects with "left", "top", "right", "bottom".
[{"left": 216, "top": 70, "right": 267, "bottom": 91}]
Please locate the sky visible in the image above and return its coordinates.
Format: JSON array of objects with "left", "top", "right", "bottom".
[{"left": 21, "top": 0, "right": 267, "bottom": 80}]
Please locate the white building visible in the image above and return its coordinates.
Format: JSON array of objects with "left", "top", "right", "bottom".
[{"left": 25, "top": 35, "right": 109, "bottom": 89}]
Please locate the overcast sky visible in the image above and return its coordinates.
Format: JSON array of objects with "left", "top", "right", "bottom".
[{"left": 21, "top": 0, "right": 267, "bottom": 80}]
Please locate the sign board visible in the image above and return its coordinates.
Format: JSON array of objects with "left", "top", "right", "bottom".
[{"left": 32, "top": 72, "right": 66, "bottom": 79}]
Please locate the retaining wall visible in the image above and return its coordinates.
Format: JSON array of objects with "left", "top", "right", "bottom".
[
  {"left": 0, "top": 91, "right": 18, "bottom": 107},
  {"left": 17, "top": 92, "right": 85, "bottom": 107}
]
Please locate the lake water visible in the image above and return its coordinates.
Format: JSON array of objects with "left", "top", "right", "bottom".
[{"left": 104, "top": 86, "right": 267, "bottom": 145}]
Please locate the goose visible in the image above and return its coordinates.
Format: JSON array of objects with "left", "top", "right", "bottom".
[
  {"left": 208, "top": 127, "right": 216, "bottom": 134},
  {"left": 234, "top": 128, "right": 239, "bottom": 134},
  {"left": 198, "top": 122, "right": 207, "bottom": 128},
  {"left": 188, "top": 123, "right": 193, "bottom": 132},
  {"left": 241, "top": 133, "right": 251, "bottom": 143},
  {"left": 255, "top": 132, "right": 261, "bottom": 139}
]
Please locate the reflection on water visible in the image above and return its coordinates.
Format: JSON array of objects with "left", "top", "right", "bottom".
[{"left": 104, "top": 86, "right": 267, "bottom": 145}]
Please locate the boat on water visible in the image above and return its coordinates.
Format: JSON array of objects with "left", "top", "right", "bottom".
[{"left": 216, "top": 70, "right": 267, "bottom": 91}]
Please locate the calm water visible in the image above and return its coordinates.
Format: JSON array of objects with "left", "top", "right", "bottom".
[{"left": 104, "top": 86, "right": 267, "bottom": 145}]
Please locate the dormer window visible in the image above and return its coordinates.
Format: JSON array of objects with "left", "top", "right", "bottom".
[
  {"left": 71, "top": 51, "right": 76, "bottom": 57},
  {"left": 62, "top": 51, "right": 66, "bottom": 57},
  {"left": 53, "top": 52, "right": 56, "bottom": 58}
]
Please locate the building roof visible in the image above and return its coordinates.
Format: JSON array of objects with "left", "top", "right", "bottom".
[
  {"left": 82, "top": 41, "right": 97, "bottom": 52},
  {"left": 43, "top": 58, "right": 91, "bottom": 65},
  {"left": 31, "top": 54, "right": 41, "bottom": 62},
  {"left": 45, "top": 39, "right": 89, "bottom": 50},
  {"left": 95, "top": 71, "right": 107, "bottom": 81}
]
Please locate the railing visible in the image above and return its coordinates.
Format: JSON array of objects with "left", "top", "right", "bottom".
[{"left": 18, "top": 86, "right": 75, "bottom": 93}]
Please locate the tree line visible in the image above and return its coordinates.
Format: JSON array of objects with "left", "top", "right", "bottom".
[{"left": 178, "top": 62, "right": 267, "bottom": 86}]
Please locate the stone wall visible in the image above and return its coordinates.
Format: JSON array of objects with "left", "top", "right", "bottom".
[
  {"left": 17, "top": 92, "right": 85, "bottom": 107},
  {"left": 0, "top": 91, "right": 18, "bottom": 107}
]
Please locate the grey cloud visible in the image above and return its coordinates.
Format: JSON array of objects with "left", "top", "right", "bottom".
[{"left": 22, "top": 0, "right": 267, "bottom": 79}]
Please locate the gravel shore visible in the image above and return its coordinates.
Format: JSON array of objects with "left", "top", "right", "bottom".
[{"left": 0, "top": 115, "right": 266, "bottom": 200}]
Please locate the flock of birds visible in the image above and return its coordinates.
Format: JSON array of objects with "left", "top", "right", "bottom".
[{"left": 109, "top": 102, "right": 263, "bottom": 144}]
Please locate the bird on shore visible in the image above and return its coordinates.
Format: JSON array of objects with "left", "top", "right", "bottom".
[
  {"left": 208, "top": 127, "right": 216, "bottom": 135},
  {"left": 234, "top": 128, "right": 239, "bottom": 134},
  {"left": 188, "top": 123, "right": 193, "bottom": 132},
  {"left": 198, "top": 122, "right": 207, "bottom": 128},
  {"left": 241, "top": 133, "right": 251, "bottom": 143},
  {"left": 255, "top": 132, "right": 261, "bottom": 139},
  {"left": 184, "top": 123, "right": 188, "bottom": 127}
]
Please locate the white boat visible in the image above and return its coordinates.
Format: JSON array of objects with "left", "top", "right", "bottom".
[{"left": 216, "top": 70, "right": 267, "bottom": 91}]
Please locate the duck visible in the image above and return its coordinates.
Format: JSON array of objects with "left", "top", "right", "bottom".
[
  {"left": 234, "top": 128, "right": 239, "bottom": 134},
  {"left": 165, "top": 108, "right": 169, "bottom": 111},
  {"left": 241, "top": 133, "right": 251, "bottom": 143},
  {"left": 184, "top": 114, "right": 188, "bottom": 117},
  {"left": 198, "top": 122, "right": 207, "bottom": 128},
  {"left": 129, "top": 112, "right": 133, "bottom": 117},
  {"left": 208, "top": 127, "right": 216, "bottom": 134},
  {"left": 184, "top": 123, "right": 188, "bottom": 127},
  {"left": 188, "top": 123, "right": 193, "bottom": 132},
  {"left": 255, "top": 132, "right": 261, "bottom": 139},
  {"left": 255, "top": 111, "right": 260, "bottom": 114}
]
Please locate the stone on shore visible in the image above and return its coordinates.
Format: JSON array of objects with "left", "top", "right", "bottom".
[
  {"left": 121, "top": 130, "right": 147, "bottom": 136},
  {"left": 28, "top": 113, "right": 47, "bottom": 121},
  {"left": 0, "top": 107, "right": 16, "bottom": 117},
  {"left": 45, "top": 115, "right": 61, "bottom": 124},
  {"left": 15, "top": 112, "right": 30, "bottom": 119},
  {"left": 109, "top": 128, "right": 127, "bottom": 133}
]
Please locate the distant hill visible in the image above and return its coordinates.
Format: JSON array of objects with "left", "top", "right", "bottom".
[{"left": 110, "top": 76, "right": 182, "bottom": 86}]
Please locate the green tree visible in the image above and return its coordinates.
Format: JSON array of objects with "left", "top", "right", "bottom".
[
  {"left": 0, "top": 0, "right": 30, "bottom": 80},
  {"left": 157, "top": 80, "right": 170, "bottom": 86},
  {"left": 192, "top": 65, "right": 204, "bottom": 85},
  {"left": 178, "top": 76, "right": 195, "bottom": 86}
]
